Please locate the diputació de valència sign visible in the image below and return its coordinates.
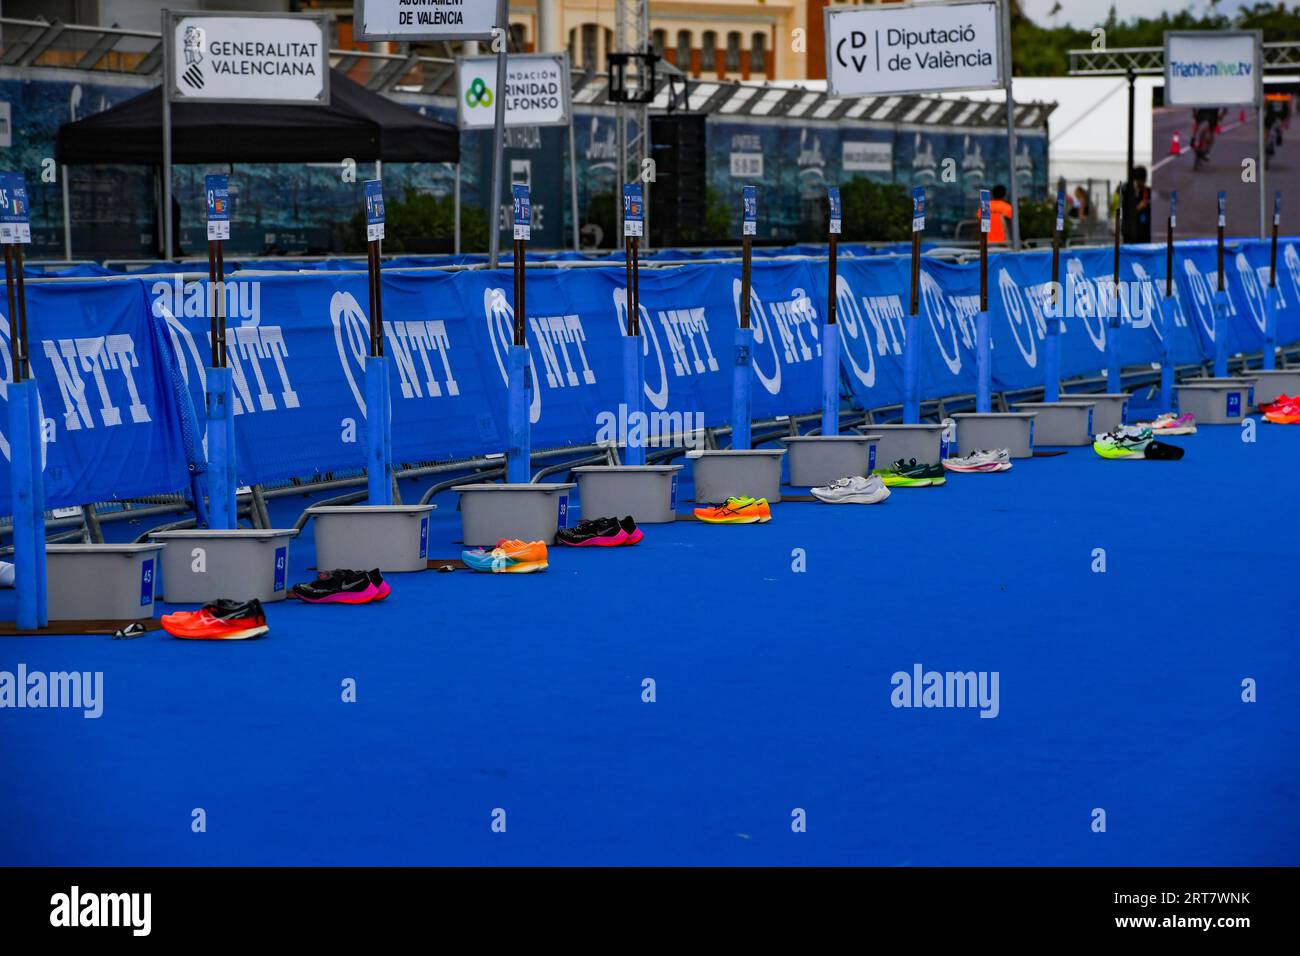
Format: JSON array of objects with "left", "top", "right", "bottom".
[{"left": 825, "top": 0, "right": 1003, "bottom": 97}]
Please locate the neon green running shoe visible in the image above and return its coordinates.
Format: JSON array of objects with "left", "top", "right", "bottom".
[{"left": 872, "top": 458, "right": 946, "bottom": 487}]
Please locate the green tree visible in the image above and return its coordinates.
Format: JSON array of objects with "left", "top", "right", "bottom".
[
  {"left": 839, "top": 179, "right": 911, "bottom": 242},
  {"left": 343, "top": 189, "right": 489, "bottom": 253}
]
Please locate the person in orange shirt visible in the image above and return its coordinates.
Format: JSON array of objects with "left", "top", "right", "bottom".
[{"left": 987, "top": 184, "right": 1013, "bottom": 244}]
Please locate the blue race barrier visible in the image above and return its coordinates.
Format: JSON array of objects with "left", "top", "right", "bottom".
[
  {"left": 1, "top": 279, "right": 192, "bottom": 509},
  {"left": 5, "top": 238, "right": 1300, "bottom": 514}
]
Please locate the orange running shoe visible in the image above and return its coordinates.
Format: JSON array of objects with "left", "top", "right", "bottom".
[
  {"left": 693, "top": 496, "right": 771, "bottom": 524},
  {"left": 463, "top": 539, "right": 549, "bottom": 573},
  {"left": 161, "top": 599, "right": 269, "bottom": 640},
  {"left": 493, "top": 539, "right": 550, "bottom": 563}
]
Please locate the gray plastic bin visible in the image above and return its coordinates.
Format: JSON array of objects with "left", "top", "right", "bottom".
[
  {"left": 1012, "top": 402, "right": 1095, "bottom": 445},
  {"left": 572, "top": 465, "right": 683, "bottom": 524},
  {"left": 949, "top": 413, "right": 1037, "bottom": 458},
  {"left": 455, "top": 483, "right": 576, "bottom": 547},
  {"left": 1058, "top": 393, "right": 1129, "bottom": 433},
  {"left": 307, "top": 504, "right": 436, "bottom": 572},
  {"left": 868, "top": 423, "right": 948, "bottom": 467},
  {"left": 781, "top": 435, "right": 881, "bottom": 486},
  {"left": 1239, "top": 369, "right": 1300, "bottom": 406},
  {"left": 1181, "top": 376, "right": 1257, "bottom": 409},
  {"left": 1176, "top": 384, "right": 1248, "bottom": 424},
  {"left": 149, "top": 529, "right": 298, "bottom": 604},
  {"left": 45, "top": 543, "right": 163, "bottom": 621},
  {"left": 688, "top": 449, "right": 785, "bottom": 504}
]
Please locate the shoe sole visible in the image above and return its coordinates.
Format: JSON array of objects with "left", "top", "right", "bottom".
[
  {"left": 694, "top": 514, "right": 764, "bottom": 524},
  {"left": 942, "top": 463, "right": 1009, "bottom": 473},
  {"left": 812, "top": 493, "right": 889, "bottom": 504},
  {"left": 557, "top": 533, "right": 627, "bottom": 547},
  {"left": 170, "top": 624, "right": 269, "bottom": 640},
  {"left": 291, "top": 585, "right": 383, "bottom": 604},
  {"left": 621, "top": 529, "right": 643, "bottom": 545},
  {"left": 497, "top": 561, "right": 548, "bottom": 573}
]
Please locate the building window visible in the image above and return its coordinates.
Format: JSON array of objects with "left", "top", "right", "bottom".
[
  {"left": 751, "top": 33, "right": 766, "bottom": 74},
  {"left": 652, "top": 29, "right": 666, "bottom": 58},
  {"left": 509, "top": 24, "right": 526, "bottom": 52},
  {"left": 676, "top": 30, "right": 691, "bottom": 70},
  {"left": 726, "top": 32, "right": 742, "bottom": 73},
  {"left": 701, "top": 31, "right": 716, "bottom": 72},
  {"left": 581, "top": 23, "right": 598, "bottom": 70}
]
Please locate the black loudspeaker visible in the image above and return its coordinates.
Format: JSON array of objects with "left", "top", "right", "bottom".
[{"left": 650, "top": 114, "right": 707, "bottom": 246}]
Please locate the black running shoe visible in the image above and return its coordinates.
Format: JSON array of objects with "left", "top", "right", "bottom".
[
  {"left": 291, "top": 569, "right": 380, "bottom": 604},
  {"left": 557, "top": 517, "right": 627, "bottom": 547},
  {"left": 618, "top": 516, "right": 643, "bottom": 545},
  {"left": 1144, "top": 440, "right": 1185, "bottom": 460}
]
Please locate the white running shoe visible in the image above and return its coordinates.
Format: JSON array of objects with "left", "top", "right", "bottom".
[
  {"left": 1141, "top": 412, "right": 1197, "bottom": 436},
  {"left": 811, "top": 474, "right": 891, "bottom": 504},
  {"left": 942, "top": 449, "right": 1012, "bottom": 473}
]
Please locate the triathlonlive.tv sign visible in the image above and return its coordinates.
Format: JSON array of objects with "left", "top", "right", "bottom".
[
  {"left": 167, "top": 12, "right": 329, "bottom": 104},
  {"left": 825, "top": 0, "right": 1003, "bottom": 97},
  {"left": 1164, "top": 31, "right": 1262, "bottom": 108}
]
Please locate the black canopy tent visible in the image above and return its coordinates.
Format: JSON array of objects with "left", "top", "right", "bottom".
[{"left": 54, "top": 69, "right": 459, "bottom": 256}]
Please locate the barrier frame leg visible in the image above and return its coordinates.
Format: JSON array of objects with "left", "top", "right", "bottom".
[
  {"left": 1263, "top": 286, "right": 1279, "bottom": 372},
  {"left": 821, "top": 323, "right": 840, "bottom": 436},
  {"left": 365, "top": 355, "right": 393, "bottom": 505},
  {"left": 205, "top": 366, "right": 236, "bottom": 530},
  {"left": 622, "top": 335, "right": 646, "bottom": 465},
  {"left": 902, "top": 316, "right": 920, "bottom": 424},
  {"left": 731, "top": 325, "right": 754, "bottom": 450},
  {"left": 975, "top": 310, "right": 991, "bottom": 413},
  {"left": 506, "top": 344, "right": 532, "bottom": 483},
  {"left": 7, "top": 380, "right": 47, "bottom": 629},
  {"left": 1213, "top": 290, "right": 1230, "bottom": 378}
]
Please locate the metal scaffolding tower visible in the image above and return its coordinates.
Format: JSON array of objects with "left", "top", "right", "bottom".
[{"left": 612, "top": 0, "right": 651, "bottom": 247}]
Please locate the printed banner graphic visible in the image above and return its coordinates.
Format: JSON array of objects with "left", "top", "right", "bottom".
[{"left": 2, "top": 239, "right": 1297, "bottom": 512}]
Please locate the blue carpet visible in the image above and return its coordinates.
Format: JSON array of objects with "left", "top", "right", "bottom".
[{"left": 2, "top": 423, "right": 1298, "bottom": 865}]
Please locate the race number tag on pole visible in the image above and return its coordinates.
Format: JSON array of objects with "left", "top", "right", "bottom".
[
  {"left": 980, "top": 189, "right": 991, "bottom": 233},
  {"left": 364, "top": 179, "right": 385, "bottom": 241},
  {"left": 1055, "top": 190, "right": 1065, "bottom": 231},
  {"left": 513, "top": 183, "right": 531, "bottom": 241},
  {"left": 1170, "top": 191, "right": 1178, "bottom": 229},
  {"left": 205, "top": 174, "right": 230, "bottom": 241},
  {"left": 742, "top": 186, "right": 757, "bottom": 237},
  {"left": 1217, "top": 191, "right": 1226, "bottom": 228},
  {"left": 827, "top": 187, "right": 842, "bottom": 235},
  {"left": 623, "top": 183, "right": 644, "bottom": 238},
  {"left": 912, "top": 187, "right": 926, "bottom": 232},
  {"left": 0, "top": 172, "right": 31, "bottom": 244}
]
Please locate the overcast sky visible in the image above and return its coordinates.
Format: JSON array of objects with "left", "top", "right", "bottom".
[{"left": 1018, "top": 0, "right": 1253, "bottom": 28}]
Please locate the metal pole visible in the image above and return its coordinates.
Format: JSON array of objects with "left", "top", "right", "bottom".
[
  {"left": 488, "top": 0, "right": 510, "bottom": 269},
  {"left": 454, "top": 162, "right": 461, "bottom": 255},
  {"left": 161, "top": 9, "right": 173, "bottom": 260},
  {"left": 1125, "top": 69, "right": 1135, "bottom": 187},
  {"left": 61, "top": 166, "right": 72, "bottom": 261},
  {"left": 1001, "top": 0, "right": 1021, "bottom": 251},
  {"left": 1257, "top": 104, "right": 1267, "bottom": 240},
  {"left": 569, "top": 112, "right": 580, "bottom": 252}
]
